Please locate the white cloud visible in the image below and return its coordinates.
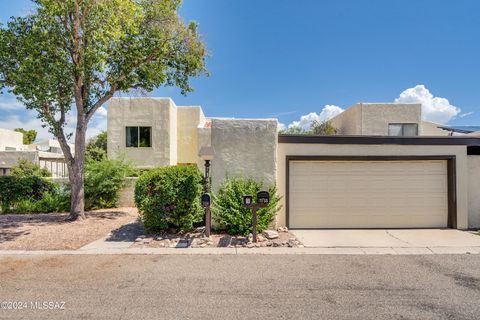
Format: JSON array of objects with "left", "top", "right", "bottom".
[
  {"left": 95, "top": 106, "right": 108, "bottom": 117},
  {"left": 0, "top": 100, "right": 24, "bottom": 110},
  {"left": 287, "top": 105, "right": 344, "bottom": 130},
  {"left": 277, "top": 122, "right": 286, "bottom": 132},
  {"left": 394, "top": 85, "right": 460, "bottom": 124},
  {"left": 459, "top": 111, "right": 474, "bottom": 118}
]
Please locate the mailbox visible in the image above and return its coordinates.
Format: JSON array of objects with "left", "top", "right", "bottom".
[
  {"left": 257, "top": 191, "right": 270, "bottom": 205},
  {"left": 201, "top": 193, "right": 211, "bottom": 207},
  {"left": 243, "top": 195, "right": 253, "bottom": 206}
]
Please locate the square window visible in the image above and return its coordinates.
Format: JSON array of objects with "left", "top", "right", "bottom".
[
  {"left": 403, "top": 124, "right": 418, "bottom": 136},
  {"left": 388, "top": 123, "right": 418, "bottom": 136},
  {"left": 388, "top": 124, "right": 403, "bottom": 136}
]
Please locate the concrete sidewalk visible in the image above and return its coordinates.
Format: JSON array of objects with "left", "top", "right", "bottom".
[{"left": 291, "top": 229, "right": 480, "bottom": 248}]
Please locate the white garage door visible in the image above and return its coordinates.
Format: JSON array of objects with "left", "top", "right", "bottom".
[{"left": 289, "top": 160, "right": 449, "bottom": 229}]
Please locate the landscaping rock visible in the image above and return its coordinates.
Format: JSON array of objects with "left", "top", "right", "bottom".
[
  {"left": 257, "top": 235, "right": 266, "bottom": 242},
  {"left": 263, "top": 230, "right": 279, "bottom": 239}
]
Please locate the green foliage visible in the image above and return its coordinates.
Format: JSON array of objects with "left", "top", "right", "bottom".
[
  {"left": 310, "top": 120, "right": 338, "bottom": 135},
  {"left": 279, "top": 120, "right": 338, "bottom": 136},
  {"left": 0, "top": 175, "right": 55, "bottom": 213},
  {"left": 86, "top": 131, "right": 108, "bottom": 162},
  {"left": 0, "top": 0, "right": 208, "bottom": 135},
  {"left": 84, "top": 157, "right": 134, "bottom": 210},
  {"left": 14, "top": 128, "right": 37, "bottom": 144},
  {"left": 212, "top": 176, "right": 281, "bottom": 236},
  {"left": 10, "top": 159, "right": 51, "bottom": 178},
  {"left": 135, "top": 165, "right": 203, "bottom": 232}
]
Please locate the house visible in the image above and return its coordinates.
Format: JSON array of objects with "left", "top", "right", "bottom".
[
  {"left": 107, "top": 98, "right": 480, "bottom": 230},
  {"left": 0, "top": 128, "right": 71, "bottom": 177}
]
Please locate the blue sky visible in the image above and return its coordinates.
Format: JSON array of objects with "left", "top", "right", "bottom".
[{"left": 1, "top": 0, "right": 479, "bottom": 139}]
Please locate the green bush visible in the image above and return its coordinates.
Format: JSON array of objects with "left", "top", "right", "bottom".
[
  {"left": 135, "top": 165, "right": 203, "bottom": 232},
  {"left": 10, "top": 159, "right": 50, "bottom": 177},
  {"left": 212, "top": 176, "right": 281, "bottom": 236},
  {"left": 0, "top": 175, "right": 55, "bottom": 213},
  {"left": 84, "top": 157, "right": 134, "bottom": 210}
]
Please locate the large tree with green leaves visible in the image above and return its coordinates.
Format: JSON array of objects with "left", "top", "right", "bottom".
[
  {"left": 14, "top": 128, "right": 38, "bottom": 144},
  {"left": 0, "top": 0, "right": 207, "bottom": 219}
]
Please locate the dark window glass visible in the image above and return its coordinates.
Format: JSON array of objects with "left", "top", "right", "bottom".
[
  {"left": 139, "top": 127, "right": 151, "bottom": 147},
  {"left": 126, "top": 127, "right": 139, "bottom": 147}
]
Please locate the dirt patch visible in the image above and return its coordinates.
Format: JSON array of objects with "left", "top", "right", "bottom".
[{"left": 0, "top": 208, "right": 138, "bottom": 250}]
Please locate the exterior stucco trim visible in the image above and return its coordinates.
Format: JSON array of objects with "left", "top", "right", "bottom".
[
  {"left": 278, "top": 135, "right": 480, "bottom": 146},
  {"left": 285, "top": 155, "right": 457, "bottom": 230}
]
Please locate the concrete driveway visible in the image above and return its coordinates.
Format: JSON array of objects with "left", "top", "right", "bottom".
[{"left": 291, "top": 229, "right": 480, "bottom": 249}]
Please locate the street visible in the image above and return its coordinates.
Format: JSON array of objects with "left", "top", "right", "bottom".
[{"left": 1, "top": 254, "right": 480, "bottom": 319}]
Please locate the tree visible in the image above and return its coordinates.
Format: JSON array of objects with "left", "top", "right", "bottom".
[
  {"left": 86, "top": 131, "right": 107, "bottom": 162},
  {"left": 280, "top": 120, "right": 338, "bottom": 135},
  {"left": 0, "top": 0, "right": 207, "bottom": 220},
  {"left": 14, "top": 128, "right": 37, "bottom": 144},
  {"left": 310, "top": 120, "right": 338, "bottom": 135}
]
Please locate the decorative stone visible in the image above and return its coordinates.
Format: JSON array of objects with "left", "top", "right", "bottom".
[
  {"left": 263, "top": 230, "right": 279, "bottom": 239},
  {"left": 257, "top": 235, "right": 266, "bottom": 242},
  {"left": 246, "top": 243, "right": 255, "bottom": 248}
]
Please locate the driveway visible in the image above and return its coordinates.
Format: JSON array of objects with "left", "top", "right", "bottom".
[
  {"left": 1, "top": 254, "right": 480, "bottom": 319},
  {"left": 291, "top": 229, "right": 480, "bottom": 248}
]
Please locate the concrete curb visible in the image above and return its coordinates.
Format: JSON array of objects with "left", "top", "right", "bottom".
[{"left": 1, "top": 246, "right": 480, "bottom": 256}]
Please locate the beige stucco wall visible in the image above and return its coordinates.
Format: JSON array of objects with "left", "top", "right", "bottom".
[
  {"left": 361, "top": 103, "right": 421, "bottom": 135},
  {"left": 0, "top": 128, "right": 24, "bottom": 151},
  {"left": 107, "top": 97, "right": 177, "bottom": 168},
  {"left": 177, "top": 106, "right": 204, "bottom": 164},
  {"left": 421, "top": 121, "right": 451, "bottom": 136},
  {"left": 210, "top": 119, "right": 278, "bottom": 191},
  {"left": 276, "top": 143, "right": 469, "bottom": 229},
  {"left": 329, "top": 103, "right": 421, "bottom": 136},
  {"left": 330, "top": 104, "right": 361, "bottom": 135},
  {"left": 468, "top": 156, "right": 480, "bottom": 228}
]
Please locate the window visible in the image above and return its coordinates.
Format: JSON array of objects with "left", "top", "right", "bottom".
[
  {"left": 388, "top": 123, "right": 418, "bottom": 136},
  {"left": 126, "top": 127, "right": 151, "bottom": 147}
]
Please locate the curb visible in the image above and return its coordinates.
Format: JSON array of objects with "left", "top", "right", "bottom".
[{"left": 1, "top": 246, "right": 480, "bottom": 256}]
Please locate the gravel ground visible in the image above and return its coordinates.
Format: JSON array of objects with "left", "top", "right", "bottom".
[
  {"left": 0, "top": 254, "right": 479, "bottom": 319},
  {"left": 0, "top": 208, "right": 138, "bottom": 250}
]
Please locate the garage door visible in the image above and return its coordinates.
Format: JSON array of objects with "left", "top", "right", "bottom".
[{"left": 289, "top": 160, "right": 449, "bottom": 229}]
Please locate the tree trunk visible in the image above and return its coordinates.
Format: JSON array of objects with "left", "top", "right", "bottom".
[
  {"left": 68, "top": 114, "right": 87, "bottom": 220},
  {"left": 69, "top": 160, "right": 85, "bottom": 220}
]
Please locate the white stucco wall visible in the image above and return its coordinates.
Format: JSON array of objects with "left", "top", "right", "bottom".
[
  {"left": 468, "top": 155, "right": 480, "bottom": 228},
  {"left": 107, "top": 97, "right": 177, "bottom": 168},
  {"left": 276, "top": 143, "right": 469, "bottom": 229},
  {"left": 210, "top": 119, "right": 278, "bottom": 191},
  {"left": 0, "top": 128, "right": 24, "bottom": 151}
]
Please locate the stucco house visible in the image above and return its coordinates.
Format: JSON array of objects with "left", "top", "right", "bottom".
[
  {"left": 0, "top": 128, "right": 71, "bottom": 177},
  {"left": 107, "top": 97, "right": 480, "bottom": 230}
]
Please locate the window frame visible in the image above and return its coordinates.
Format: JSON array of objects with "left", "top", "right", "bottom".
[
  {"left": 125, "top": 126, "right": 152, "bottom": 148},
  {"left": 388, "top": 123, "right": 418, "bottom": 137}
]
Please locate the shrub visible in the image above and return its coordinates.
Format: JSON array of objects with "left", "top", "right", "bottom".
[
  {"left": 212, "top": 176, "right": 281, "bottom": 236},
  {"left": 10, "top": 159, "right": 50, "bottom": 177},
  {"left": 84, "top": 157, "right": 134, "bottom": 210},
  {"left": 135, "top": 165, "right": 203, "bottom": 232},
  {"left": 0, "top": 175, "right": 55, "bottom": 213}
]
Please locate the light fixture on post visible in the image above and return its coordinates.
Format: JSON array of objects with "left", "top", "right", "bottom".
[{"left": 198, "top": 146, "right": 215, "bottom": 237}]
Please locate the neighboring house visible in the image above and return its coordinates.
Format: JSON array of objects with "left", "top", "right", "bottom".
[
  {"left": 0, "top": 129, "right": 72, "bottom": 177},
  {"left": 107, "top": 98, "right": 480, "bottom": 230}
]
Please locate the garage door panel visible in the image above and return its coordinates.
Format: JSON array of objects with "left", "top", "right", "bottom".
[{"left": 289, "top": 160, "right": 449, "bottom": 229}]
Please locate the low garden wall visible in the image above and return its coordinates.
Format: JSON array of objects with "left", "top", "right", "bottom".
[{"left": 51, "top": 177, "right": 137, "bottom": 208}]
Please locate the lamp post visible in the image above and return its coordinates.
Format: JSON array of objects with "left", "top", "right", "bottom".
[{"left": 198, "top": 146, "right": 215, "bottom": 236}]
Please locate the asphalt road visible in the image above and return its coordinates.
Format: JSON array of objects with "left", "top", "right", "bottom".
[{"left": 0, "top": 254, "right": 480, "bottom": 320}]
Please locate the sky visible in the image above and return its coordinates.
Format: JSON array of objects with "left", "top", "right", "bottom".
[{"left": 0, "top": 0, "right": 479, "bottom": 139}]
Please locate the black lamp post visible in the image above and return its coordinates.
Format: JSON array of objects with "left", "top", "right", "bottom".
[{"left": 198, "top": 146, "right": 215, "bottom": 236}]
